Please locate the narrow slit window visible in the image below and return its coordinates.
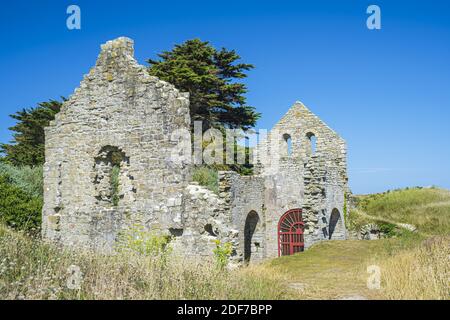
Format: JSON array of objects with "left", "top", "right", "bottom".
[
  {"left": 306, "top": 132, "right": 317, "bottom": 155},
  {"left": 283, "top": 134, "right": 292, "bottom": 156}
]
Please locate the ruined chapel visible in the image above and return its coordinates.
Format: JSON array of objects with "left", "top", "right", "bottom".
[{"left": 42, "top": 37, "right": 348, "bottom": 264}]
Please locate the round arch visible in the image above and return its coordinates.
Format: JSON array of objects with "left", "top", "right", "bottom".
[
  {"left": 244, "top": 211, "right": 261, "bottom": 263},
  {"left": 278, "top": 208, "right": 304, "bottom": 256},
  {"left": 329, "top": 208, "right": 343, "bottom": 239}
]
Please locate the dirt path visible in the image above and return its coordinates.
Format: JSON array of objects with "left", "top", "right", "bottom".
[{"left": 353, "top": 208, "right": 417, "bottom": 232}]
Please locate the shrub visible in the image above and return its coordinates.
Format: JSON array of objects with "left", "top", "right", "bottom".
[
  {"left": 192, "top": 166, "right": 219, "bottom": 193},
  {"left": 213, "top": 240, "right": 233, "bottom": 269},
  {"left": 0, "top": 163, "right": 43, "bottom": 232},
  {"left": 0, "top": 175, "right": 42, "bottom": 232},
  {"left": 346, "top": 209, "right": 370, "bottom": 232},
  {"left": 377, "top": 221, "right": 397, "bottom": 237},
  {"left": 115, "top": 224, "right": 172, "bottom": 257},
  {"left": 0, "top": 163, "right": 43, "bottom": 198}
]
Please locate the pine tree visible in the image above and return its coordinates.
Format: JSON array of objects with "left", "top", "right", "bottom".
[
  {"left": 1, "top": 99, "right": 63, "bottom": 166},
  {"left": 147, "top": 39, "right": 260, "bottom": 131}
]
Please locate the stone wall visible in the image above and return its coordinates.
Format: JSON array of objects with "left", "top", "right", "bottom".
[
  {"left": 172, "top": 183, "right": 239, "bottom": 259},
  {"left": 42, "top": 37, "right": 191, "bottom": 251},
  {"left": 219, "top": 171, "right": 266, "bottom": 263}
]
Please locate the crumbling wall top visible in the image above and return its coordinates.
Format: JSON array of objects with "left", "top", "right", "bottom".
[{"left": 96, "top": 37, "right": 135, "bottom": 66}]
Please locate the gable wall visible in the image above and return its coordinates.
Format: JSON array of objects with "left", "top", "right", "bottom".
[{"left": 42, "top": 38, "right": 191, "bottom": 251}]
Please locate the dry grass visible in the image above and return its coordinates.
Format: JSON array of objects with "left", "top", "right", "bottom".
[
  {"left": 2, "top": 186, "right": 449, "bottom": 300},
  {"left": 263, "top": 238, "right": 423, "bottom": 300},
  {"left": 258, "top": 235, "right": 449, "bottom": 300},
  {"left": 373, "top": 236, "right": 450, "bottom": 300},
  {"left": 0, "top": 224, "right": 292, "bottom": 300},
  {"left": 1, "top": 223, "right": 447, "bottom": 300},
  {"left": 266, "top": 240, "right": 377, "bottom": 299}
]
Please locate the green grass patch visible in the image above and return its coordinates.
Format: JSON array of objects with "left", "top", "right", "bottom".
[{"left": 355, "top": 187, "right": 450, "bottom": 235}]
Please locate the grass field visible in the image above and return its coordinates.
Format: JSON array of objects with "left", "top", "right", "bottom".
[
  {"left": 261, "top": 187, "right": 450, "bottom": 299},
  {"left": 263, "top": 235, "right": 448, "bottom": 299},
  {"left": 0, "top": 223, "right": 291, "bottom": 300},
  {"left": 0, "top": 187, "right": 449, "bottom": 300}
]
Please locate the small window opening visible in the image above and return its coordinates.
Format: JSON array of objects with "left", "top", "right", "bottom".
[
  {"left": 283, "top": 133, "right": 292, "bottom": 156},
  {"left": 169, "top": 228, "right": 184, "bottom": 237},
  {"left": 204, "top": 224, "right": 216, "bottom": 236},
  {"left": 93, "top": 146, "right": 130, "bottom": 206},
  {"left": 306, "top": 132, "right": 317, "bottom": 155}
]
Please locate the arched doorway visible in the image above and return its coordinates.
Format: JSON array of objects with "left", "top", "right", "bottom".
[
  {"left": 278, "top": 209, "right": 304, "bottom": 256},
  {"left": 244, "top": 211, "right": 261, "bottom": 263},
  {"left": 329, "top": 208, "right": 342, "bottom": 239}
]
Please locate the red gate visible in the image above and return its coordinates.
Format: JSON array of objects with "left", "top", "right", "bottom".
[{"left": 278, "top": 209, "right": 304, "bottom": 256}]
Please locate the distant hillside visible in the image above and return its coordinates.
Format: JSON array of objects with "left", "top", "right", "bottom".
[{"left": 349, "top": 187, "right": 450, "bottom": 236}]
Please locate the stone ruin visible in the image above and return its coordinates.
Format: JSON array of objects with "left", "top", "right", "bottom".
[{"left": 42, "top": 37, "right": 348, "bottom": 264}]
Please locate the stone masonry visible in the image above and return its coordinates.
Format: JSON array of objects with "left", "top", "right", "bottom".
[{"left": 42, "top": 37, "right": 348, "bottom": 264}]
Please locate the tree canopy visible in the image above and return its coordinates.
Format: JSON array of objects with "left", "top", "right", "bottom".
[
  {"left": 147, "top": 39, "right": 260, "bottom": 131},
  {"left": 1, "top": 99, "right": 63, "bottom": 166}
]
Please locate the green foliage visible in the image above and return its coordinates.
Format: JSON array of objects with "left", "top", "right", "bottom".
[
  {"left": 213, "top": 240, "right": 233, "bottom": 269},
  {"left": 343, "top": 192, "right": 348, "bottom": 227},
  {"left": 149, "top": 39, "right": 259, "bottom": 175},
  {"left": 347, "top": 209, "right": 396, "bottom": 236},
  {"left": 192, "top": 166, "right": 218, "bottom": 193},
  {"left": 110, "top": 165, "right": 120, "bottom": 206},
  {"left": 0, "top": 175, "right": 42, "bottom": 232},
  {"left": 0, "top": 164, "right": 43, "bottom": 232},
  {"left": 226, "top": 143, "right": 254, "bottom": 175},
  {"left": 116, "top": 224, "right": 172, "bottom": 257},
  {"left": 0, "top": 163, "right": 43, "bottom": 198},
  {"left": 148, "top": 39, "right": 260, "bottom": 132},
  {"left": 1, "top": 99, "right": 63, "bottom": 166},
  {"left": 377, "top": 221, "right": 398, "bottom": 237},
  {"left": 346, "top": 209, "right": 368, "bottom": 232},
  {"left": 201, "top": 135, "right": 255, "bottom": 174}
]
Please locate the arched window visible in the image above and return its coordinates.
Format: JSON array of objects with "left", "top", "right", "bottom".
[
  {"left": 283, "top": 133, "right": 292, "bottom": 156},
  {"left": 244, "top": 211, "right": 261, "bottom": 263},
  {"left": 306, "top": 132, "right": 317, "bottom": 155}
]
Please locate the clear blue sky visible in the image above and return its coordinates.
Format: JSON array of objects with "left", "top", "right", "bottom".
[{"left": 0, "top": 0, "right": 449, "bottom": 194}]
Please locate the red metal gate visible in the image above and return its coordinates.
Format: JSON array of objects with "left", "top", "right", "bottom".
[{"left": 278, "top": 208, "right": 304, "bottom": 256}]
